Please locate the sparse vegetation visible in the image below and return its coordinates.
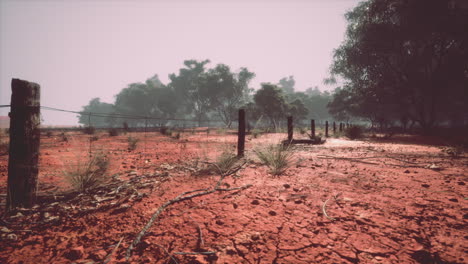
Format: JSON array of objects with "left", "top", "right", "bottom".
[
  {"left": 90, "top": 135, "right": 99, "bottom": 142},
  {"left": 344, "top": 126, "right": 363, "bottom": 140},
  {"left": 46, "top": 131, "right": 53, "bottom": 137},
  {"left": 83, "top": 126, "right": 96, "bottom": 135},
  {"left": 255, "top": 144, "right": 293, "bottom": 176},
  {"left": 171, "top": 131, "right": 181, "bottom": 140},
  {"left": 441, "top": 145, "right": 465, "bottom": 158},
  {"left": 108, "top": 128, "right": 120, "bottom": 136},
  {"left": 128, "top": 136, "right": 139, "bottom": 151},
  {"left": 60, "top": 132, "right": 69, "bottom": 142},
  {"left": 213, "top": 150, "right": 238, "bottom": 175},
  {"left": 251, "top": 129, "right": 262, "bottom": 139},
  {"left": 64, "top": 152, "right": 109, "bottom": 193}
]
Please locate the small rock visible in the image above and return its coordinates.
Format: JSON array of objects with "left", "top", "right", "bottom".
[
  {"left": 215, "top": 219, "right": 224, "bottom": 225},
  {"left": 268, "top": 211, "right": 277, "bottom": 216},
  {"left": 232, "top": 203, "right": 238, "bottom": 209},
  {"left": 404, "top": 170, "right": 410, "bottom": 173},
  {"left": 428, "top": 164, "right": 441, "bottom": 171},
  {"left": 294, "top": 200, "right": 303, "bottom": 204},
  {"left": 6, "top": 233, "right": 17, "bottom": 241},
  {"left": 130, "top": 165, "right": 136, "bottom": 169},
  {"left": 448, "top": 198, "right": 458, "bottom": 203},
  {"left": 251, "top": 233, "right": 261, "bottom": 241},
  {"left": 251, "top": 200, "right": 260, "bottom": 205},
  {"left": 283, "top": 184, "right": 290, "bottom": 189},
  {"left": 66, "top": 246, "right": 85, "bottom": 260},
  {"left": 293, "top": 188, "right": 299, "bottom": 192},
  {"left": 421, "top": 184, "right": 430, "bottom": 188},
  {"left": 458, "top": 181, "right": 465, "bottom": 186}
]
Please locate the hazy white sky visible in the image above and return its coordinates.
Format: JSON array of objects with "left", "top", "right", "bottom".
[{"left": 0, "top": 0, "right": 359, "bottom": 125}]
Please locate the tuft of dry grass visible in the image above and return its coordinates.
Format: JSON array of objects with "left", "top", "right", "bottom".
[
  {"left": 64, "top": 152, "right": 109, "bottom": 193},
  {"left": 255, "top": 144, "right": 294, "bottom": 176}
]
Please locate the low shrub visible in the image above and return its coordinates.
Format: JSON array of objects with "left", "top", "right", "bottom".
[
  {"left": 83, "top": 126, "right": 96, "bottom": 135},
  {"left": 46, "top": 131, "right": 53, "bottom": 137},
  {"left": 213, "top": 150, "right": 238, "bottom": 175},
  {"left": 128, "top": 136, "right": 139, "bottom": 151},
  {"left": 108, "top": 128, "right": 120, "bottom": 137},
  {"left": 255, "top": 144, "right": 293, "bottom": 176},
  {"left": 60, "top": 132, "right": 69, "bottom": 142},
  {"left": 64, "top": 153, "right": 109, "bottom": 193},
  {"left": 90, "top": 135, "right": 99, "bottom": 142},
  {"left": 344, "top": 126, "right": 363, "bottom": 140}
]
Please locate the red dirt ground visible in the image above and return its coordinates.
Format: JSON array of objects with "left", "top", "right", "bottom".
[{"left": 0, "top": 130, "right": 467, "bottom": 264}]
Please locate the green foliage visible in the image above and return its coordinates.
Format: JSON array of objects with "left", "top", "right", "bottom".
[
  {"left": 344, "top": 126, "right": 364, "bottom": 140},
  {"left": 255, "top": 144, "right": 293, "bottom": 176},
  {"left": 127, "top": 136, "right": 139, "bottom": 151},
  {"left": 329, "top": 0, "right": 468, "bottom": 129},
  {"left": 78, "top": 98, "right": 114, "bottom": 127},
  {"left": 64, "top": 153, "right": 109, "bottom": 193},
  {"left": 254, "top": 84, "right": 288, "bottom": 129}
]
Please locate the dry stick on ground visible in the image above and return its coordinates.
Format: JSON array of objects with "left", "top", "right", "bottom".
[
  {"left": 317, "top": 155, "right": 427, "bottom": 168},
  {"left": 322, "top": 193, "right": 341, "bottom": 221},
  {"left": 103, "top": 237, "right": 124, "bottom": 264},
  {"left": 125, "top": 162, "right": 250, "bottom": 260}
]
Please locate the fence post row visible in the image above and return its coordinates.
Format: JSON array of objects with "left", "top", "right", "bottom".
[
  {"left": 7, "top": 78, "right": 41, "bottom": 210},
  {"left": 237, "top": 109, "right": 245, "bottom": 157}
]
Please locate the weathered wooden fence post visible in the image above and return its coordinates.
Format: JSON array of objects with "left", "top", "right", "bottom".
[
  {"left": 237, "top": 109, "right": 245, "bottom": 157},
  {"left": 333, "top": 121, "right": 336, "bottom": 134},
  {"left": 287, "top": 116, "right": 293, "bottom": 142},
  {"left": 325, "top": 121, "right": 329, "bottom": 137},
  {"left": 7, "top": 78, "right": 40, "bottom": 210},
  {"left": 339, "top": 122, "right": 343, "bottom": 132},
  {"left": 311, "top": 119, "right": 315, "bottom": 138}
]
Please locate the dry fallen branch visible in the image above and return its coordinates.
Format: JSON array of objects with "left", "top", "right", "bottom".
[
  {"left": 103, "top": 237, "right": 123, "bottom": 264},
  {"left": 322, "top": 193, "right": 342, "bottom": 221},
  {"left": 125, "top": 162, "right": 251, "bottom": 260},
  {"left": 173, "top": 251, "right": 217, "bottom": 255}
]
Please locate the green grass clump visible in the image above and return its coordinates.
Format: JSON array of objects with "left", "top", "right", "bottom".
[
  {"left": 213, "top": 150, "right": 238, "bottom": 175},
  {"left": 255, "top": 144, "right": 293, "bottom": 176}
]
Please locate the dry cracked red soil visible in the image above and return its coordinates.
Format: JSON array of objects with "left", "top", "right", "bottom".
[{"left": 0, "top": 130, "right": 467, "bottom": 264}]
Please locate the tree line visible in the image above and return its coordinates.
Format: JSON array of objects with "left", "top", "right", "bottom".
[
  {"left": 78, "top": 60, "right": 332, "bottom": 129},
  {"left": 327, "top": 0, "right": 468, "bottom": 130}
]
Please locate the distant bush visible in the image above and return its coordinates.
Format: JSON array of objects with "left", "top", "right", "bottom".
[
  {"left": 83, "top": 126, "right": 96, "bottom": 135},
  {"left": 172, "top": 131, "right": 181, "bottom": 140},
  {"left": 60, "top": 132, "right": 69, "bottom": 142},
  {"left": 255, "top": 144, "right": 293, "bottom": 176},
  {"left": 46, "top": 131, "right": 53, "bottom": 138},
  {"left": 108, "top": 128, "right": 120, "bottom": 137},
  {"left": 122, "top": 122, "right": 130, "bottom": 132},
  {"left": 64, "top": 152, "right": 109, "bottom": 193},
  {"left": 345, "top": 126, "right": 363, "bottom": 140},
  {"left": 128, "top": 136, "right": 139, "bottom": 151},
  {"left": 160, "top": 127, "right": 170, "bottom": 136},
  {"left": 90, "top": 135, "right": 99, "bottom": 142}
]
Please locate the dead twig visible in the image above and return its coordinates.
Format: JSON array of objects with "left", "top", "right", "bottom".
[
  {"left": 125, "top": 162, "right": 250, "bottom": 260},
  {"left": 322, "top": 197, "right": 336, "bottom": 221},
  {"left": 103, "top": 237, "right": 123, "bottom": 264},
  {"left": 173, "top": 251, "right": 217, "bottom": 255}
]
